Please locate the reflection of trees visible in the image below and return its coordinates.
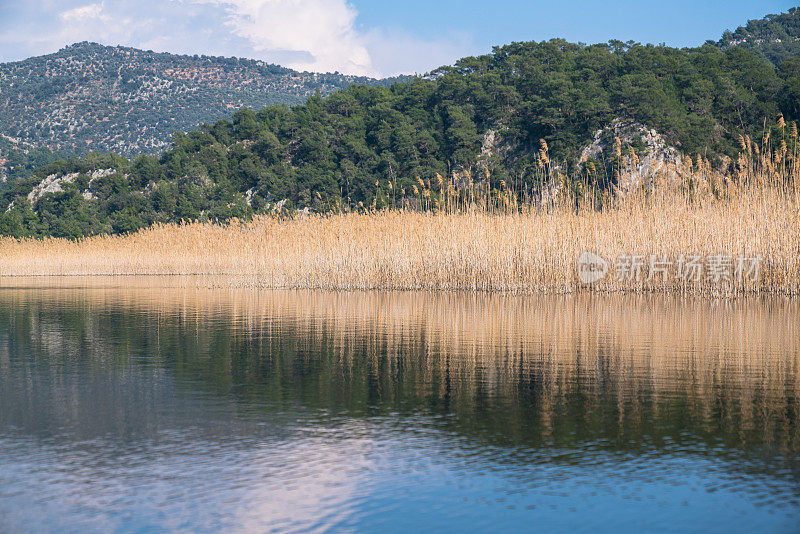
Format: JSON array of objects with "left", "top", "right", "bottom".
[{"left": 1, "top": 284, "right": 798, "bottom": 458}]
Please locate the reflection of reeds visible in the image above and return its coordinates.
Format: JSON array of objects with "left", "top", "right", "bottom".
[{"left": 3, "top": 284, "right": 798, "bottom": 451}]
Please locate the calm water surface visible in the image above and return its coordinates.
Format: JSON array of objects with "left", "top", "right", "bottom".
[{"left": 0, "top": 281, "right": 799, "bottom": 532}]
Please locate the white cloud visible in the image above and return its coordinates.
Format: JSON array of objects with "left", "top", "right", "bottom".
[
  {"left": 196, "top": 0, "right": 374, "bottom": 75},
  {"left": 59, "top": 2, "right": 107, "bottom": 22},
  {"left": 364, "top": 28, "right": 476, "bottom": 77},
  {"left": 0, "top": 0, "right": 476, "bottom": 77}
]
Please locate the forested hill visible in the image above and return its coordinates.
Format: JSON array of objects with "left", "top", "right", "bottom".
[
  {"left": 0, "top": 42, "right": 386, "bottom": 179},
  {"left": 2, "top": 9, "right": 800, "bottom": 238},
  {"left": 718, "top": 7, "right": 800, "bottom": 65}
]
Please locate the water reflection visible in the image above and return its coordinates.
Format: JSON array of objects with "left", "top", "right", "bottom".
[{"left": 0, "top": 281, "right": 798, "bottom": 532}]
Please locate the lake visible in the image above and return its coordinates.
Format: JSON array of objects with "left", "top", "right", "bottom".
[{"left": 0, "top": 280, "right": 798, "bottom": 532}]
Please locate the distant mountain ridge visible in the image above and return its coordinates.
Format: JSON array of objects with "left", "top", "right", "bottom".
[
  {"left": 718, "top": 7, "right": 800, "bottom": 65},
  {"left": 0, "top": 42, "right": 388, "bottom": 180},
  {"left": 3, "top": 8, "right": 800, "bottom": 185}
]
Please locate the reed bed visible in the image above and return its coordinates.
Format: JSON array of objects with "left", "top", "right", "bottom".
[{"left": 1, "top": 150, "right": 799, "bottom": 295}]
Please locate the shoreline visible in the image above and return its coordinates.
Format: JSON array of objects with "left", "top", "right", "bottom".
[{"left": 0, "top": 273, "right": 797, "bottom": 298}]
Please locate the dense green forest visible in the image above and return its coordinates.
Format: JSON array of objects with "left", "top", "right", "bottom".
[
  {"left": 2, "top": 9, "right": 800, "bottom": 239},
  {"left": 718, "top": 7, "right": 800, "bottom": 65}
]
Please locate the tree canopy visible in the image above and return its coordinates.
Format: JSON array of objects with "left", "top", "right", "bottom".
[{"left": 2, "top": 37, "right": 797, "bottom": 238}]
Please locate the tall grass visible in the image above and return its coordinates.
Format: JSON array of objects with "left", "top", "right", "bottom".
[{"left": 1, "top": 143, "right": 799, "bottom": 295}]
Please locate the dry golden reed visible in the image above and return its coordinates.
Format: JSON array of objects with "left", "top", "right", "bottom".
[{"left": 1, "top": 156, "right": 799, "bottom": 295}]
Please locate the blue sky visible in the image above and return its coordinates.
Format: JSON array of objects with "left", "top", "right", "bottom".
[
  {"left": 0, "top": 1, "right": 796, "bottom": 77},
  {"left": 354, "top": 1, "right": 796, "bottom": 50}
]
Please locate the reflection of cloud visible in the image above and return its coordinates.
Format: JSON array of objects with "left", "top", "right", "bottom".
[
  {"left": 0, "top": 430, "right": 374, "bottom": 532},
  {"left": 0, "top": 0, "right": 476, "bottom": 77},
  {"left": 235, "top": 434, "right": 373, "bottom": 531}
]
